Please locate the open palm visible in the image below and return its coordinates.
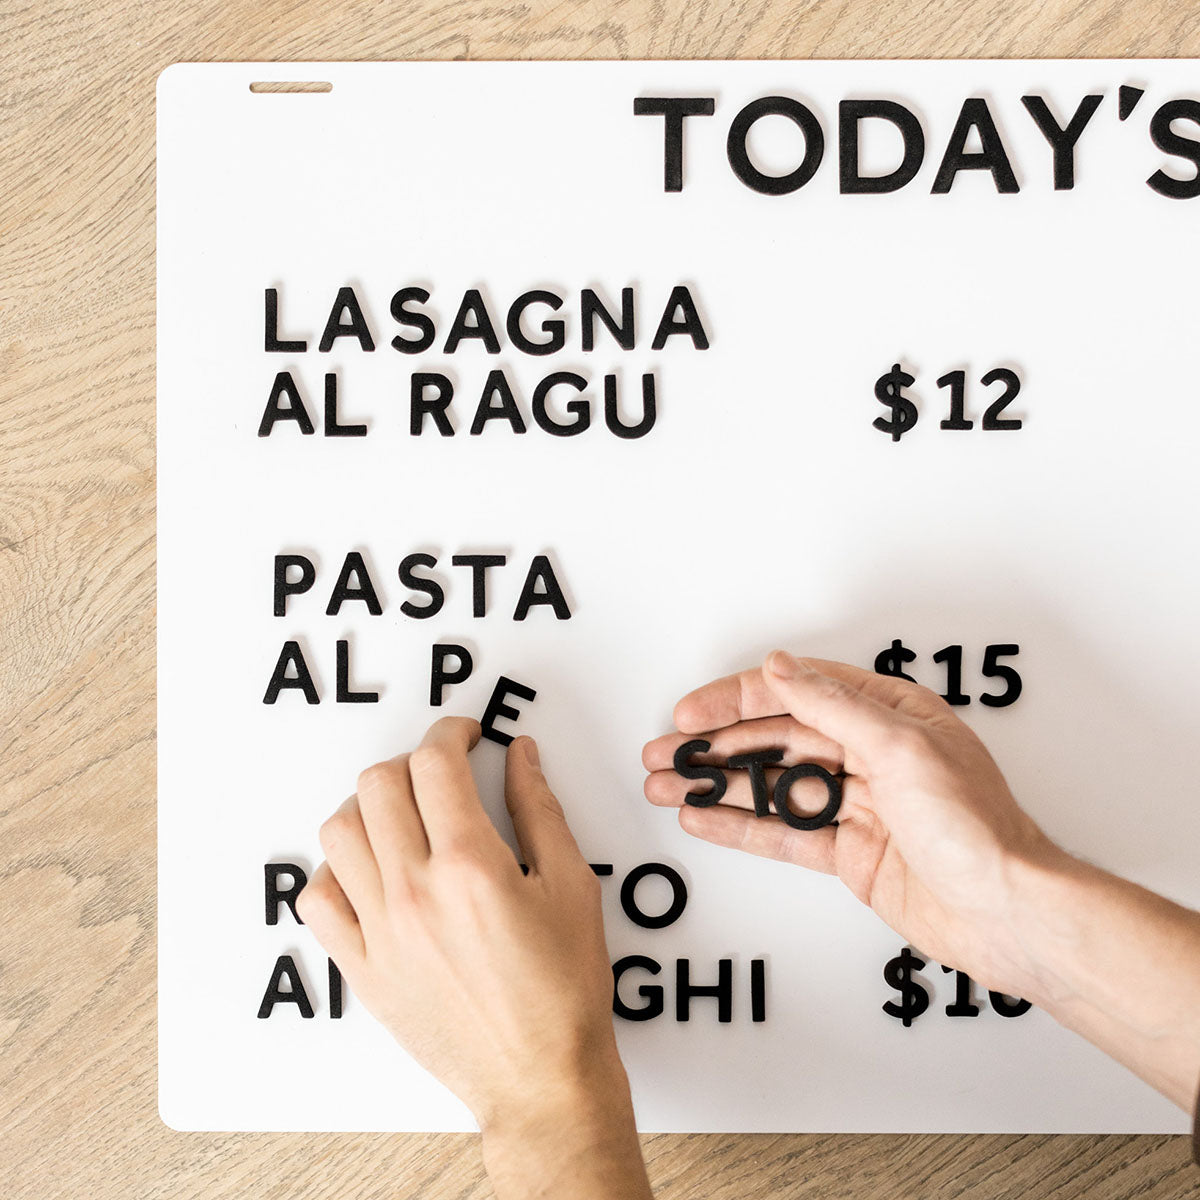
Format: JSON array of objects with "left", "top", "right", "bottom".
[{"left": 643, "top": 651, "right": 1060, "bottom": 996}]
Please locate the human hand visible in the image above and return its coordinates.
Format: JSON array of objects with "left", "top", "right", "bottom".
[
  {"left": 299, "top": 717, "right": 652, "bottom": 1199},
  {"left": 643, "top": 651, "right": 1067, "bottom": 1000}
]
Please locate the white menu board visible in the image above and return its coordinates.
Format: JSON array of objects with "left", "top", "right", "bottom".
[{"left": 158, "top": 59, "right": 1200, "bottom": 1132}]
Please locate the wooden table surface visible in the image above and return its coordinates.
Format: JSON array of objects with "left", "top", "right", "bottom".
[{"left": 3, "top": 2, "right": 1199, "bottom": 1196}]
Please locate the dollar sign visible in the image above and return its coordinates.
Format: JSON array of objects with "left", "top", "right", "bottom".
[
  {"left": 874, "top": 638, "right": 917, "bottom": 683},
  {"left": 873, "top": 363, "right": 918, "bottom": 442},
  {"left": 882, "top": 947, "right": 930, "bottom": 1027}
]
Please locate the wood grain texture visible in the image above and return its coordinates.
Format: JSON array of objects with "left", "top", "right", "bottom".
[{"left": 2, "top": 2, "right": 1198, "bottom": 1195}]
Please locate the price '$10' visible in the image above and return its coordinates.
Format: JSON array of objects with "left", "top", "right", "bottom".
[{"left": 883, "top": 947, "right": 1032, "bottom": 1027}]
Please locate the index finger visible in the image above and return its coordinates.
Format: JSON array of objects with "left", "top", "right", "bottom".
[
  {"left": 672, "top": 656, "right": 931, "bottom": 733},
  {"left": 408, "top": 716, "right": 502, "bottom": 855}
]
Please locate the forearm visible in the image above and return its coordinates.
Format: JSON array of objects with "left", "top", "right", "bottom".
[
  {"left": 480, "top": 1054, "right": 653, "bottom": 1200},
  {"left": 1008, "top": 847, "right": 1200, "bottom": 1110}
]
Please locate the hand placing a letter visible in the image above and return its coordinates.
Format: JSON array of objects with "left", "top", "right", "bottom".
[{"left": 299, "top": 717, "right": 652, "bottom": 1200}]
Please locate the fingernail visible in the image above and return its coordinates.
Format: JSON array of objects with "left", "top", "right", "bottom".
[
  {"left": 524, "top": 737, "right": 540, "bottom": 768},
  {"left": 768, "top": 650, "right": 806, "bottom": 677},
  {"left": 768, "top": 650, "right": 795, "bottom": 676}
]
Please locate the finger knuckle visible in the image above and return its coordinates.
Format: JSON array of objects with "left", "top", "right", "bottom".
[
  {"left": 736, "top": 815, "right": 767, "bottom": 856},
  {"left": 888, "top": 721, "right": 937, "bottom": 764},
  {"left": 819, "top": 673, "right": 863, "bottom": 703},
  {"left": 297, "top": 872, "right": 338, "bottom": 915},
  {"left": 385, "top": 871, "right": 424, "bottom": 912},
  {"left": 409, "top": 744, "right": 453, "bottom": 779},
  {"left": 432, "top": 714, "right": 476, "bottom": 738},
  {"left": 908, "top": 679, "right": 951, "bottom": 712},
  {"left": 319, "top": 811, "right": 352, "bottom": 850},
  {"left": 295, "top": 882, "right": 323, "bottom": 920},
  {"left": 767, "top": 824, "right": 797, "bottom": 861},
  {"left": 439, "top": 844, "right": 496, "bottom": 884},
  {"left": 356, "top": 760, "right": 403, "bottom": 802},
  {"left": 532, "top": 784, "right": 565, "bottom": 821}
]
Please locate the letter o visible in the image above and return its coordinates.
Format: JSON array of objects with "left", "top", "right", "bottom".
[
  {"left": 727, "top": 96, "right": 825, "bottom": 195},
  {"left": 620, "top": 862, "right": 688, "bottom": 929},
  {"left": 772, "top": 763, "right": 842, "bottom": 830}
]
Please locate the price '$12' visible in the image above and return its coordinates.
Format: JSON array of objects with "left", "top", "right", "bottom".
[
  {"left": 873, "top": 363, "right": 1023, "bottom": 441},
  {"left": 883, "top": 947, "right": 1032, "bottom": 1027}
]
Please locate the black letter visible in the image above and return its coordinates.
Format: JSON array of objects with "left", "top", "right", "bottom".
[
  {"left": 932, "top": 99, "right": 1019, "bottom": 194},
  {"left": 1148, "top": 99, "right": 1200, "bottom": 199},
  {"left": 326, "top": 551, "right": 382, "bottom": 616},
  {"left": 531, "top": 372, "right": 590, "bottom": 436},
  {"left": 633, "top": 97, "right": 716, "bottom": 192},
  {"left": 612, "top": 955, "right": 665, "bottom": 1021},
  {"left": 265, "top": 863, "right": 308, "bottom": 925},
  {"left": 451, "top": 553, "right": 507, "bottom": 617},
  {"left": 989, "top": 991, "right": 1033, "bottom": 1018},
  {"left": 673, "top": 738, "right": 726, "bottom": 806},
  {"left": 581, "top": 287, "right": 635, "bottom": 351},
  {"left": 274, "top": 554, "right": 315, "bottom": 616},
  {"left": 620, "top": 862, "right": 688, "bottom": 929},
  {"left": 411, "top": 373, "right": 455, "bottom": 436},
  {"left": 751, "top": 958, "right": 767, "bottom": 1022},
  {"left": 480, "top": 676, "right": 537, "bottom": 746},
  {"left": 430, "top": 643, "right": 474, "bottom": 706},
  {"left": 257, "top": 954, "right": 314, "bottom": 1018},
  {"left": 318, "top": 286, "right": 376, "bottom": 352},
  {"left": 336, "top": 639, "right": 378, "bottom": 704},
  {"left": 443, "top": 289, "right": 501, "bottom": 353},
  {"left": 651, "top": 285, "right": 709, "bottom": 350},
  {"left": 323, "top": 373, "right": 367, "bottom": 437},
  {"left": 390, "top": 286, "right": 436, "bottom": 353},
  {"left": 839, "top": 100, "right": 924, "bottom": 194},
  {"left": 726, "top": 749, "right": 785, "bottom": 817},
  {"left": 727, "top": 96, "right": 824, "bottom": 195},
  {"left": 399, "top": 553, "right": 445, "bottom": 618},
  {"left": 604, "top": 373, "right": 657, "bottom": 439},
  {"left": 676, "top": 958, "right": 733, "bottom": 1022},
  {"left": 329, "top": 960, "right": 344, "bottom": 1019},
  {"left": 265, "top": 288, "right": 307, "bottom": 352},
  {"left": 772, "top": 762, "right": 843, "bottom": 830},
  {"left": 513, "top": 554, "right": 572, "bottom": 620},
  {"left": 470, "top": 370, "right": 527, "bottom": 435},
  {"left": 258, "top": 371, "right": 315, "bottom": 436},
  {"left": 1020, "top": 94, "right": 1103, "bottom": 190},
  {"left": 507, "top": 290, "right": 566, "bottom": 355},
  {"left": 263, "top": 641, "right": 319, "bottom": 704}
]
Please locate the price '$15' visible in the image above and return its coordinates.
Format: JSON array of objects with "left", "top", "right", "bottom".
[{"left": 874, "top": 640, "right": 1022, "bottom": 707}]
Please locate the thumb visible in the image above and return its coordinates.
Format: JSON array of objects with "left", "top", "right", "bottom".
[
  {"left": 504, "top": 737, "right": 586, "bottom": 876},
  {"left": 761, "top": 651, "right": 903, "bottom": 771}
]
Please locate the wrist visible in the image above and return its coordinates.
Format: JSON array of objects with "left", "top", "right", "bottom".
[
  {"left": 997, "top": 837, "right": 1091, "bottom": 1008},
  {"left": 1001, "top": 844, "right": 1200, "bottom": 1109},
  {"left": 478, "top": 1040, "right": 630, "bottom": 1136},
  {"left": 479, "top": 1046, "right": 651, "bottom": 1200}
]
